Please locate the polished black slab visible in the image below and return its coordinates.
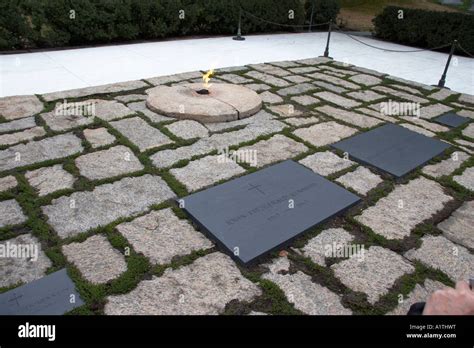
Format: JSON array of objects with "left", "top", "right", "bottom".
[
  {"left": 0, "top": 269, "right": 84, "bottom": 315},
  {"left": 331, "top": 123, "right": 451, "bottom": 178},
  {"left": 180, "top": 160, "right": 360, "bottom": 265},
  {"left": 433, "top": 112, "right": 470, "bottom": 128}
]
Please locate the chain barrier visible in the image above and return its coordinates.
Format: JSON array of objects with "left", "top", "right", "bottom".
[
  {"left": 457, "top": 43, "right": 474, "bottom": 58},
  {"left": 240, "top": 8, "right": 330, "bottom": 28},
  {"left": 237, "top": 8, "right": 472, "bottom": 58},
  {"left": 233, "top": 7, "right": 472, "bottom": 89},
  {"left": 332, "top": 24, "right": 453, "bottom": 53}
]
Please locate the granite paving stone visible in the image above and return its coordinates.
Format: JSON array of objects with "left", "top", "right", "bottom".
[
  {"left": 400, "top": 123, "right": 435, "bottom": 137},
  {"left": 0, "top": 127, "right": 46, "bottom": 146},
  {"left": 62, "top": 235, "right": 127, "bottom": 284},
  {"left": 293, "top": 121, "right": 358, "bottom": 147},
  {"left": 217, "top": 74, "right": 253, "bottom": 84},
  {"left": 243, "top": 83, "right": 271, "bottom": 92},
  {"left": 0, "top": 95, "right": 44, "bottom": 120},
  {"left": 355, "top": 178, "right": 452, "bottom": 240},
  {"left": 284, "top": 116, "right": 319, "bottom": 127},
  {"left": 0, "top": 234, "right": 52, "bottom": 288},
  {"left": 314, "top": 92, "right": 361, "bottom": 109},
  {"left": 127, "top": 101, "right": 174, "bottom": 123},
  {"left": 462, "top": 124, "right": 474, "bottom": 138},
  {"left": 104, "top": 252, "right": 261, "bottom": 315},
  {"left": 259, "top": 91, "right": 283, "bottom": 104},
  {"left": 312, "top": 81, "right": 348, "bottom": 94},
  {"left": 453, "top": 166, "right": 474, "bottom": 191},
  {"left": 283, "top": 75, "right": 311, "bottom": 83},
  {"left": 0, "top": 175, "right": 17, "bottom": 192},
  {"left": 307, "top": 72, "right": 359, "bottom": 89},
  {"left": 315, "top": 105, "right": 382, "bottom": 128},
  {"left": 268, "top": 104, "right": 304, "bottom": 118},
  {"left": 373, "top": 86, "right": 429, "bottom": 104},
  {"left": 244, "top": 71, "right": 291, "bottom": 87},
  {"left": 336, "top": 167, "right": 383, "bottom": 195},
  {"left": 276, "top": 83, "right": 315, "bottom": 96},
  {"left": 0, "top": 133, "right": 83, "bottom": 172},
  {"left": 419, "top": 104, "right": 453, "bottom": 119},
  {"left": 349, "top": 74, "right": 382, "bottom": 86},
  {"left": 405, "top": 236, "right": 474, "bottom": 281},
  {"left": 290, "top": 95, "right": 320, "bottom": 106},
  {"left": 248, "top": 64, "right": 290, "bottom": 77},
  {"left": 170, "top": 155, "right": 245, "bottom": 192},
  {"left": 332, "top": 246, "right": 415, "bottom": 304},
  {"left": 263, "top": 260, "right": 351, "bottom": 315},
  {"left": 116, "top": 208, "right": 213, "bottom": 265},
  {"left": 299, "top": 151, "right": 356, "bottom": 176},
  {"left": 83, "top": 128, "right": 116, "bottom": 148},
  {"left": 236, "top": 134, "right": 308, "bottom": 168},
  {"left": 437, "top": 201, "right": 474, "bottom": 249},
  {"left": 75, "top": 145, "right": 144, "bottom": 180},
  {"left": 110, "top": 117, "right": 173, "bottom": 151},
  {"left": 146, "top": 71, "right": 202, "bottom": 85},
  {"left": 42, "top": 80, "right": 148, "bottom": 101},
  {"left": 0, "top": 117, "right": 36, "bottom": 134},
  {"left": 25, "top": 165, "right": 75, "bottom": 196},
  {"left": 422, "top": 151, "right": 470, "bottom": 178},
  {"left": 301, "top": 228, "right": 355, "bottom": 266},
  {"left": 114, "top": 94, "right": 147, "bottom": 103},
  {"left": 0, "top": 199, "right": 27, "bottom": 228},
  {"left": 165, "top": 120, "right": 209, "bottom": 140},
  {"left": 42, "top": 175, "right": 175, "bottom": 238},
  {"left": 347, "top": 90, "right": 384, "bottom": 102},
  {"left": 399, "top": 116, "right": 449, "bottom": 133}
]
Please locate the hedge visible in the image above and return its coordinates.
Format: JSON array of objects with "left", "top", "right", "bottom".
[
  {"left": 373, "top": 6, "right": 474, "bottom": 56},
  {"left": 0, "top": 0, "right": 339, "bottom": 51}
]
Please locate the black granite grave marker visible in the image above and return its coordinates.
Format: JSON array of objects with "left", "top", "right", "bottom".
[
  {"left": 433, "top": 112, "right": 470, "bottom": 128},
  {"left": 180, "top": 160, "right": 360, "bottom": 265},
  {"left": 331, "top": 123, "right": 451, "bottom": 178},
  {"left": 0, "top": 269, "right": 84, "bottom": 315}
]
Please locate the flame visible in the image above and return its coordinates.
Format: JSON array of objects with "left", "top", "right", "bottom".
[{"left": 202, "top": 69, "right": 214, "bottom": 89}]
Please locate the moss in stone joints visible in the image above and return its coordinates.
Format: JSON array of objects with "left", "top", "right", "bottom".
[
  {"left": 42, "top": 86, "right": 153, "bottom": 105},
  {"left": 244, "top": 278, "right": 302, "bottom": 315},
  {"left": 373, "top": 261, "right": 455, "bottom": 315},
  {"left": 0, "top": 281, "right": 25, "bottom": 295},
  {"left": 326, "top": 163, "right": 360, "bottom": 182},
  {"left": 65, "top": 264, "right": 107, "bottom": 314},
  {"left": 105, "top": 230, "right": 151, "bottom": 296},
  {"left": 150, "top": 248, "right": 216, "bottom": 278},
  {"left": 14, "top": 173, "right": 60, "bottom": 246},
  {"left": 159, "top": 170, "right": 189, "bottom": 198},
  {"left": 279, "top": 127, "right": 319, "bottom": 152}
]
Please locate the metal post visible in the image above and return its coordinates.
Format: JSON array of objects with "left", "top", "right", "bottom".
[
  {"left": 320, "top": 19, "right": 333, "bottom": 59},
  {"left": 308, "top": 1, "right": 314, "bottom": 33},
  {"left": 233, "top": 8, "right": 245, "bottom": 41},
  {"left": 437, "top": 40, "right": 457, "bottom": 88}
]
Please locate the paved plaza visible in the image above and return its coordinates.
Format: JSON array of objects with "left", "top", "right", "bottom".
[
  {"left": 0, "top": 56, "right": 473, "bottom": 315},
  {"left": 1, "top": 32, "right": 473, "bottom": 97}
]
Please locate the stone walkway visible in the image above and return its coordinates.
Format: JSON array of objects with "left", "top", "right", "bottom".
[{"left": 0, "top": 57, "right": 473, "bottom": 315}]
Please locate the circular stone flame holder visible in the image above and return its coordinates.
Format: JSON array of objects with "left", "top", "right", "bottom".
[{"left": 146, "top": 83, "right": 262, "bottom": 123}]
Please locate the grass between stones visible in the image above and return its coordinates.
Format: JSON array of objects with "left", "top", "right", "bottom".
[{"left": 1, "top": 59, "right": 473, "bottom": 315}]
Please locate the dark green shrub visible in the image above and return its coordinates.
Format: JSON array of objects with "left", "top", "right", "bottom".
[
  {"left": 0, "top": 0, "right": 323, "bottom": 50},
  {"left": 373, "top": 6, "right": 474, "bottom": 56},
  {"left": 305, "top": 0, "right": 339, "bottom": 27}
]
